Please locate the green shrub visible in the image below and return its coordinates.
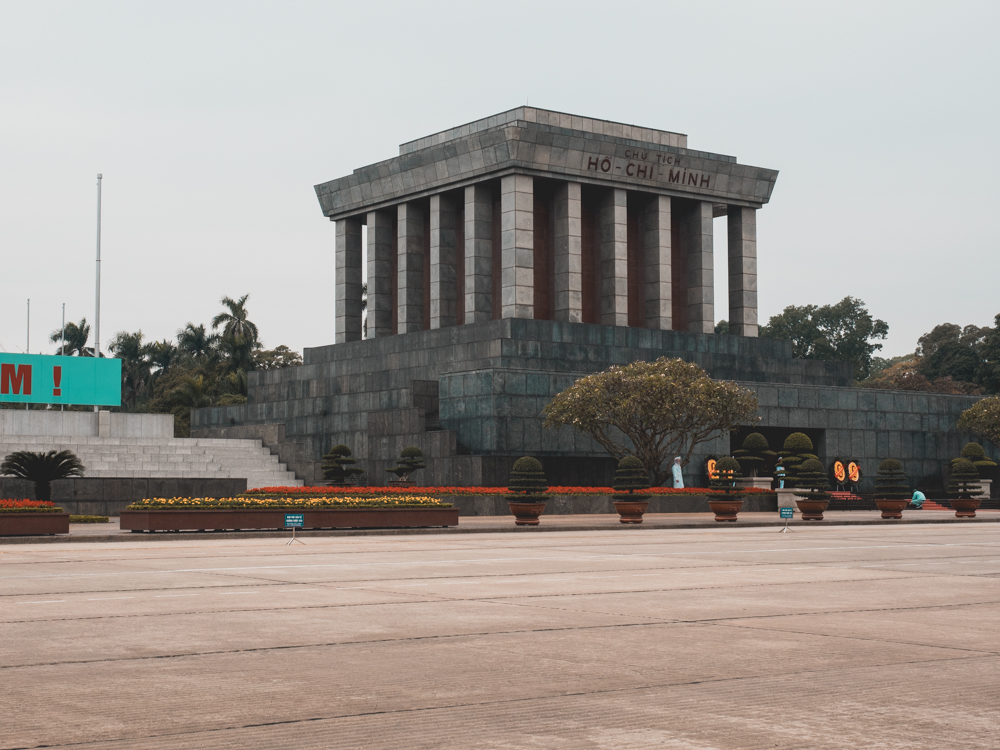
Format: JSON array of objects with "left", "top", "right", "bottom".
[
  {"left": 385, "top": 447, "right": 426, "bottom": 483},
  {"left": 709, "top": 456, "right": 743, "bottom": 497},
  {"left": 613, "top": 456, "right": 650, "bottom": 498},
  {"left": 948, "top": 458, "right": 982, "bottom": 500},
  {"left": 0, "top": 450, "right": 85, "bottom": 501},
  {"left": 322, "top": 444, "right": 364, "bottom": 485},
  {"left": 778, "top": 432, "right": 815, "bottom": 488},
  {"left": 733, "top": 432, "right": 775, "bottom": 477},
  {"left": 874, "top": 459, "right": 909, "bottom": 500},
  {"left": 794, "top": 458, "right": 832, "bottom": 502},
  {"left": 70, "top": 515, "right": 110, "bottom": 523},
  {"left": 960, "top": 442, "right": 997, "bottom": 479},
  {"left": 508, "top": 457, "right": 549, "bottom": 500}
]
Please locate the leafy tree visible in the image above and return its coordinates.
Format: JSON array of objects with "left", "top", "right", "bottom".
[
  {"left": 49, "top": 318, "right": 94, "bottom": 357},
  {"left": 212, "top": 294, "right": 259, "bottom": 345},
  {"left": 254, "top": 345, "right": 303, "bottom": 370},
  {"left": 177, "top": 323, "right": 219, "bottom": 361},
  {"left": 860, "top": 358, "right": 983, "bottom": 395},
  {"left": 760, "top": 296, "right": 888, "bottom": 380},
  {"left": 542, "top": 357, "right": 759, "bottom": 486},
  {"left": 322, "top": 444, "right": 364, "bottom": 485},
  {"left": 1, "top": 450, "right": 85, "bottom": 501},
  {"left": 777, "top": 432, "right": 816, "bottom": 488},
  {"left": 957, "top": 397, "right": 1000, "bottom": 449},
  {"left": 733, "top": 432, "right": 775, "bottom": 477},
  {"left": 714, "top": 320, "right": 729, "bottom": 335},
  {"left": 960, "top": 442, "right": 997, "bottom": 480},
  {"left": 107, "top": 330, "right": 153, "bottom": 411}
]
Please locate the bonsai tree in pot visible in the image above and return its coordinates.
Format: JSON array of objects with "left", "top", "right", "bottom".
[
  {"left": 708, "top": 456, "right": 744, "bottom": 522},
  {"left": 386, "top": 447, "right": 426, "bottom": 486},
  {"left": 612, "top": 456, "right": 651, "bottom": 524},
  {"left": 507, "top": 456, "right": 549, "bottom": 526},
  {"left": 321, "top": 444, "right": 365, "bottom": 486},
  {"left": 1, "top": 450, "right": 85, "bottom": 502},
  {"left": 947, "top": 458, "right": 983, "bottom": 518},
  {"left": 793, "top": 457, "right": 832, "bottom": 520},
  {"left": 778, "top": 432, "right": 817, "bottom": 488},
  {"left": 733, "top": 432, "right": 776, "bottom": 488},
  {"left": 873, "top": 459, "right": 910, "bottom": 519},
  {"left": 960, "top": 442, "right": 996, "bottom": 499}
]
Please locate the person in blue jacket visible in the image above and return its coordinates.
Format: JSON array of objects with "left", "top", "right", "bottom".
[{"left": 910, "top": 490, "right": 926, "bottom": 509}]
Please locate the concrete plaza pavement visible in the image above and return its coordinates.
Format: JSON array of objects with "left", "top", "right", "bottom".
[{"left": 2, "top": 524, "right": 998, "bottom": 749}]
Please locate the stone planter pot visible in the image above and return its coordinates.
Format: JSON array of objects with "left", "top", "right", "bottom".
[
  {"left": 612, "top": 499, "right": 650, "bottom": 524},
  {"left": 507, "top": 501, "right": 546, "bottom": 526},
  {"left": 874, "top": 498, "right": 908, "bottom": 520},
  {"left": 706, "top": 498, "right": 744, "bottom": 522},
  {"left": 0, "top": 512, "right": 70, "bottom": 536},
  {"left": 950, "top": 498, "right": 982, "bottom": 518},
  {"left": 795, "top": 498, "right": 830, "bottom": 521},
  {"left": 120, "top": 507, "right": 458, "bottom": 532}
]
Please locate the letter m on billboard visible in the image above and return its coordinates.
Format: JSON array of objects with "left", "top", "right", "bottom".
[{"left": 0, "top": 354, "right": 121, "bottom": 407}]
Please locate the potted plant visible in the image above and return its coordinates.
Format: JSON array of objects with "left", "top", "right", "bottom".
[
  {"left": 948, "top": 458, "right": 983, "bottom": 518},
  {"left": 507, "top": 456, "right": 548, "bottom": 526},
  {"left": 708, "top": 456, "right": 744, "bottom": 521},
  {"left": 612, "top": 456, "right": 651, "bottom": 523},
  {"left": 775, "top": 432, "right": 816, "bottom": 512},
  {"left": 873, "top": 459, "right": 910, "bottom": 519},
  {"left": 794, "top": 458, "right": 832, "bottom": 520},
  {"left": 960, "top": 442, "right": 996, "bottom": 499},
  {"left": 322, "top": 444, "right": 365, "bottom": 486},
  {"left": 1, "top": 450, "right": 85, "bottom": 501},
  {"left": 385, "top": 447, "right": 426, "bottom": 487},
  {"left": 733, "top": 432, "right": 776, "bottom": 489}
]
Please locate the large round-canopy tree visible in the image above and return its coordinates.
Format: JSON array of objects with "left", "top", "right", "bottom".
[{"left": 542, "top": 357, "right": 759, "bottom": 486}]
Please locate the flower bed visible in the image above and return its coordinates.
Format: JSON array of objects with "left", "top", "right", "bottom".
[
  {"left": 245, "top": 485, "right": 775, "bottom": 498},
  {"left": 0, "top": 500, "right": 70, "bottom": 535},
  {"left": 120, "top": 495, "right": 458, "bottom": 532}
]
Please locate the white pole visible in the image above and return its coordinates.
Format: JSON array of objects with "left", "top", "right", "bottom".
[
  {"left": 61, "top": 303, "right": 65, "bottom": 411},
  {"left": 25, "top": 299, "right": 29, "bottom": 411},
  {"left": 95, "top": 173, "right": 102, "bottom": 413}
]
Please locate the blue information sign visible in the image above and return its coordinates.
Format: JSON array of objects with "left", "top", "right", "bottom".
[
  {"left": 780, "top": 507, "right": 794, "bottom": 519},
  {"left": 284, "top": 513, "right": 305, "bottom": 528}
]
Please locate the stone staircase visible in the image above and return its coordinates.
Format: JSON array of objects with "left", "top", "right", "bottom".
[{"left": 0, "top": 435, "right": 301, "bottom": 490}]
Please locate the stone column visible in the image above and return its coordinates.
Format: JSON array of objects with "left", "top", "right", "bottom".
[
  {"left": 464, "top": 184, "right": 493, "bottom": 324},
  {"left": 334, "top": 217, "right": 363, "bottom": 343},
  {"left": 599, "top": 188, "right": 628, "bottom": 327},
  {"left": 500, "top": 174, "right": 533, "bottom": 319},
  {"left": 641, "top": 195, "right": 671, "bottom": 330},
  {"left": 366, "top": 209, "right": 394, "bottom": 339},
  {"left": 553, "top": 181, "right": 583, "bottom": 323},
  {"left": 728, "top": 206, "right": 758, "bottom": 337},
  {"left": 397, "top": 202, "right": 425, "bottom": 333},
  {"left": 429, "top": 194, "right": 458, "bottom": 329},
  {"left": 683, "top": 201, "right": 714, "bottom": 334}
]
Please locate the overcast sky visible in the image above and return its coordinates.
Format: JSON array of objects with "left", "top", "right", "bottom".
[{"left": 2, "top": 1, "right": 997, "bottom": 359}]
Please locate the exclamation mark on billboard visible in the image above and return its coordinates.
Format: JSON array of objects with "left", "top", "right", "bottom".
[{"left": 53, "top": 366, "right": 62, "bottom": 397}]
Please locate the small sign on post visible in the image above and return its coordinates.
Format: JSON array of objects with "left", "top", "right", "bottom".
[
  {"left": 284, "top": 513, "right": 305, "bottom": 545},
  {"left": 778, "top": 506, "right": 795, "bottom": 533}
]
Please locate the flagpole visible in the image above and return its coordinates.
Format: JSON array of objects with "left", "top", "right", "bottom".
[{"left": 94, "top": 173, "right": 102, "bottom": 413}]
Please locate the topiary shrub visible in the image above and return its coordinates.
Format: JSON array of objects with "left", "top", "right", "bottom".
[
  {"left": 385, "top": 446, "right": 426, "bottom": 483},
  {"left": 960, "top": 442, "right": 998, "bottom": 480},
  {"left": 709, "top": 456, "right": 743, "bottom": 497},
  {"left": 794, "top": 458, "right": 831, "bottom": 502},
  {"left": 1, "top": 450, "right": 85, "bottom": 502},
  {"left": 321, "top": 444, "right": 365, "bottom": 485},
  {"left": 507, "top": 456, "right": 549, "bottom": 501},
  {"left": 732, "top": 432, "right": 775, "bottom": 477},
  {"left": 778, "top": 432, "right": 816, "bottom": 488},
  {"left": 948, "top": 458, "right": 982, "bottom": 500},
  {"left": 613, "top": 456, "right": 650, "bottom": 499},
  {"left": 874, "top": 459, "right": 910, "bottom": 500}
]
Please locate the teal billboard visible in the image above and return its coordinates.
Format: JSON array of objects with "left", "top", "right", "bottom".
[{"left": 0, "top": 353, "right": 121, "bottom": 407}]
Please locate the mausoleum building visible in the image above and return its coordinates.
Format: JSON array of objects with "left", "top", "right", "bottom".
[{"left": 192, "top": 109, "right": 993, "bottom": 495}]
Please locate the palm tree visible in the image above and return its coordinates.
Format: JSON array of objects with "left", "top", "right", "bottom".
[
  {"left": 217, "top": 333, "right": 256, "bottom": 375},
  {"left": 177, "top": 323, "right": 219, "bottom": 360},
  {"left": 169, "top": 374, "right": 215, "bottom": 410},
  {"left": 211, "top": 294, "right": 259, "bottom": 345},
  {"left": 149, "top": 340, "right": 179, "bottom": 373},
  {"left": 1, "top": 450, "right": 85, "bottom": 501},
  {"left": 108, "top": 330, "right": 153, "bottom": 410},
  {"left": 49, "top": 319, "right": 94, "bottom": 356}
]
